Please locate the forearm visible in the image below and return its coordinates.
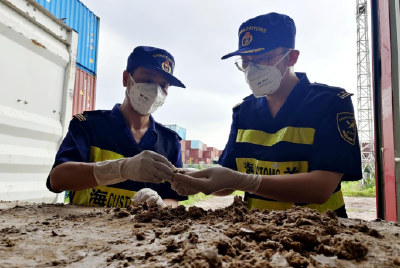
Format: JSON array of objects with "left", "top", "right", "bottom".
[
  {"left": 254, "top": 171, "right": 342, "bottom": 204},
  {"left": 163, "top": 199, "right": 178, "bottom": 207},
  {"left": 50, "top": 162, "right": 98, "bottom": 192},
  {"left": 212, "top": 189, "right": 235, "bottom": 196}
]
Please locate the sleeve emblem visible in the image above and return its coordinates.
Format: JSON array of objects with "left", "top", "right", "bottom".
[{"left": 337, "top": 112, "right": 356, "bottom": 145}]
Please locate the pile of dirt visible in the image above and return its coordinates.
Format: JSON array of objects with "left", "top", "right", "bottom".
[{"left": 1, "top": 197, "right": 400, "bottom": 267}]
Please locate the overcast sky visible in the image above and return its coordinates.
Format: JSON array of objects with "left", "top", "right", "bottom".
[{"left": 83, "top": 0, "right": 360, "bottom": 150}]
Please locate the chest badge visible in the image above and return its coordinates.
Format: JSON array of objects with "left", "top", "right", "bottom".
[{"left": 337, "top": 112, "right": 356, "bottom": 145}]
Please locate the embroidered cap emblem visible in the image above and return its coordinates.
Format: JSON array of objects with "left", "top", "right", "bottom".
[
  {"left": 242, "top": 32, "right": 253, "bottom": 46},
  {"left": 161, "top": 60, "right": 172, "bottom": 73}
]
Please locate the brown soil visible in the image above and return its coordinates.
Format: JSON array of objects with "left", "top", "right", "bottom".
[
  {"left": 1, "top": 197, "right": 399, "bottom": 267},
  {"left": 195, "top": 196, "right": 377, "bottom": 221}
]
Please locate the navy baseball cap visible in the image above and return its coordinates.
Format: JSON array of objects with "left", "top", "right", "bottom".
[
  {"left": 126, "top": 46, "right": 185, "bottom": 88},
  {"left": 222, "top": 13, "right": 296, "bottom": 60}
]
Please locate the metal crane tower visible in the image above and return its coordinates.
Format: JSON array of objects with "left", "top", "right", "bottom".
[{"left": 356, "top": 0, "right": 375, "bottom": 181}]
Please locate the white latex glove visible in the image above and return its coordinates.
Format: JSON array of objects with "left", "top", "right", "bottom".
[
  {"left": 93, "top": 150, "right": 174, "bottom": 186},
  {"left": 171, "top": 167, "right": 262, "bottom": 195},
  {"left": 169, "top": 175, "right": 200, "bottom": 196},
  {"left": 182, "top": 168, "right": 200, "bottom": 173},
  {"left": 131, "top": 188, "right": 165, "bottom": 207}
]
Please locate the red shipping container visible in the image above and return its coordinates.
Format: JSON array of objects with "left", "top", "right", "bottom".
[
  {"left": 181, "top": 154, "right": 186, "bottom": 165},
  {"left": 203, "top": 151, "right": 215, "bottom": 159},
  {"left": 216, "top": 150, "right": 224, "bottom": 157},
  {"left": 72, "top": 67, "right": 96, "bottom": 116},
  {"left": 180, "top": 140, "right": 186, "bottom": 151},
  {"left": 202, "top": 144, "right": 207, "bottom": 151},
  {"left": 185, "top": 149, "right": 190, "bottom": 158},
  {"left": 185, "top": 140, "right": 191, "bottom": 148},
  {"left": 190, "top": 149, "right": 203, "bottom": 158}
]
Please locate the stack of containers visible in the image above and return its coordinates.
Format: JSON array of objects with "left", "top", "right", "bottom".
[
  {"left": 180, "top": 140, "right": 186, "bottom": 164},
  {"left": 190, "top": 140, "right": 204, "bottom": 164},
  {"left": 165, "top": 125, "right": 186, "bottom": 140},
  {"left": 184, "top": 140, "right": 191, "bottom": 163},
  {"left": 204, "top": 147, "right": 217, "bottom": 159},
  {"left": 36, "top": 0, "right": 100, "bottom": 116}
]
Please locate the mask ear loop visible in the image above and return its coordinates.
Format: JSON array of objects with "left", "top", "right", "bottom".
[
  {"left": 273, "top": 49, "right": 292, "bottom": 78},
  {"left": 126, "top": 74, "right": 135, "bottom": 99},
  {"left": 272, "top": 49, "right": 292, "bottom": 67}
]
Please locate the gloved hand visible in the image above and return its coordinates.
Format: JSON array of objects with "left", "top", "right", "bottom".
[
  {"left": 131, "top": 188, "right": 165, "bottom": 207},
  {"left": 171, "top": 167, "right": 262, "bottom": 195},
  {"left": 93, "top": 150, "right": 174, "bottom": 186},
  {"left": 182, "top": 168, "right": 200, "bottom": 173},
  {"left": 169, "top": 174, "right": 200, "bottom": 196}
]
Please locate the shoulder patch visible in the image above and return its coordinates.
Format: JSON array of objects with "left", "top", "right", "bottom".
[
  {"left": 337, "top": 91, "right": 354, "bottom": 99},
  {"left": 73, "top": 113, "right": 87, "bottom": 122},
  {"left": 233, "top": 101, "right": 243, "bottom": 110},
  {"left": 337, "top": 112, "right": 356, "bottom": 145}
]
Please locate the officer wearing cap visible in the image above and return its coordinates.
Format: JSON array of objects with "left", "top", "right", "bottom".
[
  {"left": 47, "top": 46, "right": 188, "bottom": 208},
  {"left": 172, "top": 13, "right": 362, "bottom": 217}
]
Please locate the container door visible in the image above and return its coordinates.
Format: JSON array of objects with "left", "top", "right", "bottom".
[
  {"left": 0, "top": 0, "right": 78, "bottom": 202},
  {"left": 372, "top": 0, "right": 399, "bottom": 221}
]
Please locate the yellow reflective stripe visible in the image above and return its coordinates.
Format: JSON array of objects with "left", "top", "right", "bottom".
[
  {"left": 236, "top": 158, "right": 308, "bottom": 175},
  {"left": 303, "top": 190, "right": 345, "bottom": 212},
  {"left": 236, "top": 127, "right": 315, "bottom": 147},
  {"left": 247, "top": 190, "right": 345, "bottom": 213},
  {"left": 72, "top": 185, "right": 137, "bottom": 208},
  {"left": 90, "top": 146, "right": 124, "bottom": 162},
  {"left": 247, "top": 198, "right": 295, "bottom": 211},
  {"left": 68, "top": 147, "right": 130, "bottom": 207}
]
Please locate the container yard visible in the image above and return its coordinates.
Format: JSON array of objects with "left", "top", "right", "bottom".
[
  {"left": 35, "top": 0, "right": 100, "bottom": 116},
  {"left": 2, "top": 0, "right": 400, "bottom": 267}
]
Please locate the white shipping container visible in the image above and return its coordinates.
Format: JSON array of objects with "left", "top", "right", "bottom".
[{"left": 0, "top": 0, "right": 78, "bottom": 202}]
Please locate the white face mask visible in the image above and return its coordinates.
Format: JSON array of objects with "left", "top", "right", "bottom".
[
  {"left": 127, "top": 75, "right": 167, "bottom": 115},
  {"left": 245, "top": 49, "right": 291, "bottom": 97}
]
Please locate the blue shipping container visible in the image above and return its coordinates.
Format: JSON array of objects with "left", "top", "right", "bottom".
[
  {"left": 35, "top": 0, "right": 100, "bottom": 75},
  {"left": 191, "top": 140, "right": 203, "bottom": 150},
  {"left": 165, "top": 124, "right": 186, "bottom": 140}
]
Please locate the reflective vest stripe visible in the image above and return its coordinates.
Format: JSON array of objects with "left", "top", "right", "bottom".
[
  {"left": 247, "top": 190, "right": 345, "bottom": 213},
  {"left": 90, "top": 146, "right": 124, "bottom": 162},
  {"left": 69, "top": 146, "right": 138, "bottom": 207},
  {"left": 236, "top": 127, "right": 316, "bottom": 147},
  {"left": 236, "top": 158, "right": 308, "bottom": 175},
  {"left": 72, "top": 185, "right": 137, "bottom": 208}
]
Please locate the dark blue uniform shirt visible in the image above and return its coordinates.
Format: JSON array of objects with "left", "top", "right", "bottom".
[
  {"left": 47, "top": 104, "right": 187, "bottom": 207},
  {"left": 218, "top": 73, "right": 362, "bottom": 217}
]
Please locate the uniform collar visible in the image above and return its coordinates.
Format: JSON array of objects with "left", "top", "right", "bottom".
[
  {"left": 258, "top": 73, "right": 311, "bottom": 121},
  {"left": 111, "top": 104, "right": 157, "bottom": 134},
  {"left": 111, "top": 104, "right": 158, "bottom": 147}
]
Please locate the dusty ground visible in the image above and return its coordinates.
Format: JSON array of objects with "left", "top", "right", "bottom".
[
  {"left": 1, "top": 197, "right": 399, "bottom": 268},
  {"left": 195, "top": 196, "right": 377, "bottom": 221}
]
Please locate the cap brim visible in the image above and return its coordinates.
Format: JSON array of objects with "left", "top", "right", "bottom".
[
  {"left": 221, "top": 47, "right": 268, "bottom": 60},
  {"left": 137, "top": 64, "right": 186, "bottom": 88}
]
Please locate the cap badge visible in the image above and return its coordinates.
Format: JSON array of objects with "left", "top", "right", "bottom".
[
  {"left": 161, "top": 60, "right": 172, "bottom": 73},
  {"left": 242, "top": 32, "right": 253, "bottom": 47}
]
